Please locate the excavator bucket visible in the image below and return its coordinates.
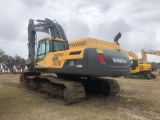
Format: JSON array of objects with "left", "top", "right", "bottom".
[{"left": 20, "top": 72, "right": 41, "bottom": 85}]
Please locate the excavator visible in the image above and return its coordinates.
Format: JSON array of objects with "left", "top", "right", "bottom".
[
  {"left": 123, "top": 50, "right": 156, "bottom": 79},
  {"left": 141, "top": 49, "right": 160, "bottom": 71},
  {"left": 20, "top": 18, "right": 130, "bottom": 104}
]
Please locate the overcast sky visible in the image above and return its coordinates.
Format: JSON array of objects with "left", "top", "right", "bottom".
[{"left": 0, "top": 0, "right": 160, "bottom": 62}]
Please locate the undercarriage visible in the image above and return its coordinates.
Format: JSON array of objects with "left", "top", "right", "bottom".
[
  {"left": 125, "top": 73, "right": 156, "bottom": 79},
  {"left": 20, "top": 72, "right": 120, "bottom": 104}
]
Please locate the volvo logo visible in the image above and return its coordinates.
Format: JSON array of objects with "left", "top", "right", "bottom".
[{"left": 112, "top": 58, "right": 127, "bottom": 63}]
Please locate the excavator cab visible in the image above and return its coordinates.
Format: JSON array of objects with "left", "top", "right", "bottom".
[
  {"left": 36, "top": 37, "right": 65, "bottom": 62},
  {"left": 129, "top": 58, "right": 150, "bottom": 73},
  {"left": 130, "top": 59, "right": 138, "bottom": 70}
]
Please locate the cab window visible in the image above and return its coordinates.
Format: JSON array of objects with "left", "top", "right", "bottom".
[
  {"left": 53, "top": 41, "right": 65, "bottom": 52},
  {"left": 139, "top": 59, "right": 143, "bottom": 64},
  {"left": 36, "top": 40, "right": 50, "bottom": 62},
  {"left": 130, "top": 59, "right": 138, "bottom": 70}
]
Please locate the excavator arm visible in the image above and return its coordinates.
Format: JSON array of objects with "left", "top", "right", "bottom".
[
  {"left": 27, "top": 18, "right": 68, "bottom": 71},
  {"left": 141, "top": 49, "right": 160, "bottom": 64},
  {"left": 141, "top": 49, "right": 147, "bottom": 64}
]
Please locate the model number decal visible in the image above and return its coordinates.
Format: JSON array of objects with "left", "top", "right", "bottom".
[
  {"left": 34, "top": 26, "right": 44, "bottom": 30},
  {"left": 96, "top": 49, "right": 104, "bottom": 54},
  {"left": 113, "top": 58, "right": 127, "bottom": 63}
]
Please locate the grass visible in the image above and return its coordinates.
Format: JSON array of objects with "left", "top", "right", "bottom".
[{"left": 0, "top": 73, "right": 160, "bottom": 120}]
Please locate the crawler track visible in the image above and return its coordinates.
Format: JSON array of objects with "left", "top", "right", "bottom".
[
  {"left": 20, "top": 73, "right": 120, "bottom": 104},
  {"left": 25, "top": 76, "right": 86, "bottom": 104},
  {"left": 102, "top": 78, "right": 120, "bottom": 96},
  {"left": 125, "top": 73, "right": 156, "bottom": 79}
]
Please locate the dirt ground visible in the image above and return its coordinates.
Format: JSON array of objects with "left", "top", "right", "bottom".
[{"left": 0, "top": 73, "right": 160, "bottom": 120}]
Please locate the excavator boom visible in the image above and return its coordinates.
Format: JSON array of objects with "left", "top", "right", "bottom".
[
  {"left": 141, "top": 49, "right": 160, "bottom": 63},
  {"left": 141, "top": 49, "right": 160, "bottom": 71}
]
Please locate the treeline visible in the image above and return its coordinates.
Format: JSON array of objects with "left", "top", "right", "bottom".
[{"left": 0, "top": 49, "right": 26, "bottom": 70}]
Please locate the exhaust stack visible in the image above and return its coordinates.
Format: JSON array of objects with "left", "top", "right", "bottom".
[{"left": 114, "top": 32, "right": 121, "bottom": 45}]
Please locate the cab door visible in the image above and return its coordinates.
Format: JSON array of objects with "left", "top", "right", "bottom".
[
  {"left": 36, "top": 39, "right": 50, "bottom": 67},
  {"left": 130, "top": 59, "right": 139, "bottom": 73}
]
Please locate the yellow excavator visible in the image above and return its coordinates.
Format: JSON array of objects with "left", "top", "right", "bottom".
[
  {"left": 20, "top": 18, "right": 130, "bottom": 104},
  {"left": 123, "top": 50, "right": 156, "bottom": 79},
  {"left": 141, "top": 49, "right": 160, "bottom": 71}
]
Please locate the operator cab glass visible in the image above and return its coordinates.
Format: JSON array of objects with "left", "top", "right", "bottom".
[
  {"left": 36, "top": 39, "right": 50, "bottom": 62},
  {"left": 130, "top": 59, "right": 138, "bottom": 70},
  {"left": 53, "top": 40, "right": 65, "bottom": 52}
]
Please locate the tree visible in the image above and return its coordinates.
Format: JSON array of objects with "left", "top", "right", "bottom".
[
  {"left": 14, "top": 55, "right": 26, "bottom": 69},
  {"left": 0, "top": 49, "right": 5, "bottom": 63},
  {"left": 0, "top": 49, "right": 26, "bottom": 71}
]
